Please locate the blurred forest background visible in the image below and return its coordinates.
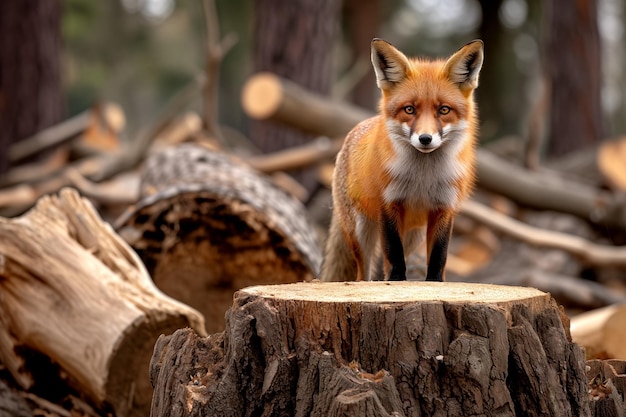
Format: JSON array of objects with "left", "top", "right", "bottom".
[{"left": 1, "top": 0, "right": 625, "bottom": 172}]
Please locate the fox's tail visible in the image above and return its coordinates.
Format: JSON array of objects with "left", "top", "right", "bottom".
[{"left": 320, "top": 214, "right": 356, "bottom": 281}]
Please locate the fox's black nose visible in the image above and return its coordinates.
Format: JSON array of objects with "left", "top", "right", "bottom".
[{"left": 418, "top": 134, "right": 432, "bottom": 145}]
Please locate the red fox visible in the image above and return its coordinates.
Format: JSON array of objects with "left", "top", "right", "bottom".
[{"left": 320, "top": 39, "right": 483, "bottom": 282}]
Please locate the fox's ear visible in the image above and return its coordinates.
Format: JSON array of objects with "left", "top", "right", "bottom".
[
  {"left": 443, "top": 40, "right": 484, "bottom": 91},
  {"left": 371, "top": 38, "right": 410, "bottom": 91}
]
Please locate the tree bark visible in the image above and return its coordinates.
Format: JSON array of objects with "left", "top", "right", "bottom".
[
  {"left": 115, "top": 144, "right": 322, "bottom": 334},
  {"left": 150, "top": 282, "right": 591, "bottom": 417},
  {"left": 342, "top": 0, "right": 382, "bottom": 110},
  {"left": 0, "top": 0, "right": 64, "bottom": 174},
  {"left": 0, "top": 188, "right": 205, "bottom": 417},
  {"left": 251, "top": 0, "right": 340, "bottom": 152},
  {"left": 547, "top": 0, "right": 604, "bottom": 156}
]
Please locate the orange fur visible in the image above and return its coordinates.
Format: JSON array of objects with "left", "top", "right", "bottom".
[{"left": 320, "top": 39, "right": 484, "bottom": 282}]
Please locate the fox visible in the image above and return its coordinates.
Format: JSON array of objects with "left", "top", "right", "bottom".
[{"left": 320, "top": 38, "right": 484, "bottom": 282}]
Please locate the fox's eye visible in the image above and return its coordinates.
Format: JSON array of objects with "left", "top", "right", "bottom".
[
  {"left": 404, "top": 105, "right": 415, "bottom": 115},
  {"left": 438, "top": 106, "right": 451, "bottom": 115}
]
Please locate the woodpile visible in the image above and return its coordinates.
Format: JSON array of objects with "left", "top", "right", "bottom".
[
  {"left": 115, "top": 144, "right": 322, "bottom": 334},
  {"left": 1, "top": 72, "right": 626, "bottom": 416}
]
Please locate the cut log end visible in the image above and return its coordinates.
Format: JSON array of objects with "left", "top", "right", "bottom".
[
  {"left": 241, "top": 72, "right": 284, "bottom": 119},
  {"left": 242, "top": 281, "right": 548, "bottom": 305}
]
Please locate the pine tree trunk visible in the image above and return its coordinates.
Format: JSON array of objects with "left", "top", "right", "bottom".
[{"left": 150, "top": 282, "right": 591, "bottom": 417}]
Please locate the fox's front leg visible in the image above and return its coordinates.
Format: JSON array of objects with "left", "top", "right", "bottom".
[
  {"left": 426, "top": 210, "right": 454, "bottom": 282},
  {"left": 381, "top": 207, "right": 406, "bottom": 281}
]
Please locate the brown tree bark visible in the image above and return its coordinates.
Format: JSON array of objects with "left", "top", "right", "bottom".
[
  {"left": 250, "top": 0, "right": 340, "bottom": 190},
  {"left": 342, "top": 0, "right": 382, "bottom": 110},
  {"left": 546, "top": 0, "right": 604, "bottom": 156},
  {"left": 115, "top": 144, "right": 322, "bottom": 334},
  {"left": 251, "top": 0, "right": 340, "bottom": 151},
  {"left": 0, "top": 0, "right": 64, "bottom": 174},
  {"left": 150, "top": 282, "right": 591, "bottom": 417}
]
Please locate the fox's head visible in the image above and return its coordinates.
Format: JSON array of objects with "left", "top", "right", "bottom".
[{"left": 371, "top": 39, "right": 483, "bottom": 154}]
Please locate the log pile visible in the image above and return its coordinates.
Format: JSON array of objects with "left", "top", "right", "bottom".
[
  {"left": 1, "top": 70, "right": 626, "bottom": 417},
  {"left": 115, "top": 144, "right": 321, "bottom": 334}
]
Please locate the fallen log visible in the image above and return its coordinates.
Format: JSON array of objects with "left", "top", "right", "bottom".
[
  {"left": 150, "top": 282, "right": 590, "bottom": 417},
  {"left": 570, "top": 304, "right": 626, "bottom": 359},
  {"left": 242, "top": 72, "right": 372, "bottom": 138},
  {"left": 241, "top": 73, "right": 626, "bottom": 230},
  {"left": 115, "top": 144, "right": 322, "bottom": 334},
  {"left": 0, "top": 188, "right": 205, "bottom": 417}
]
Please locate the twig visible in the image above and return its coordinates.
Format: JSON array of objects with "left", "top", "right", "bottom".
[
  {"left": 202, "top": 0, "right": 238, "bottom": 144},
  {"left": 65, "top": 168, "right": 140, "bottom": 205},
  {"left": 9, "top": 111, "right": 89, "bottom": 163},
  {"left": 247, "top": 136, "right": 343, "bottom": 173},
  {"left": 89, "top": 75, "right": 205, "bottom": 183},
  {"left": 460, "top": 199, "right": 626, "bottom": 267},
  {"left": 8, "top": 103, "right": 123, "bottom": 163}
]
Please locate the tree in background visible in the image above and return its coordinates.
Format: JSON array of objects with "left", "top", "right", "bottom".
[
  {"left": 0, "top": 0, "right": 64, "bottom": 174},
  {"left": 547, "top": 0, "right": 604, "bottom": 156},
  {"left": 342, "top": 0, "right": 382, "bottom": 110},
  {"left": 251, "top": 0, "right": 341, "bottom": 154}
]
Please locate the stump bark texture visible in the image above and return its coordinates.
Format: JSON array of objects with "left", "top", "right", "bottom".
[
  {"left": 150, "top": 282, "right": 590, "bottom": 417},
  {"left": 116, "top": 144, "right": 321, "bottom": 333}
]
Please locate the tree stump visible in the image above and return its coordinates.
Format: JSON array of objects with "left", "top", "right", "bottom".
[
  {"left": 0, "top": 188, "right": 206, "bottom": 417},
  {"left": 115, "top": 144, "right": 322, "bottom": 334},
  {"left": 149, "top": 282, "right": 591, "bottom": 417}
]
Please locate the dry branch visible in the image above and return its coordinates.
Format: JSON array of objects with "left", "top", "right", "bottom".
[
  {"left": 460, "top": 199, "right": 626, "bottom": 267},
  {"left": 247, "top": 136, "right": 343, "bottom": 173},
  {"left": 8, "top": 102, "right": 124, "bottom": 163},
  {"left": 0, "top": 188, "right": 205, "bottom": 417},
  {"left": 202, "top": 0, "right": 237, "bottom": 143}
]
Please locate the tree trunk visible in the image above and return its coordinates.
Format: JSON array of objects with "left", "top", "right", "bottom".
[
  {"left": 115, "top": 144, "right": 322, "bottom": 334},
  {"left": 546, "top": 0, "right": 604, "bottom": 156},
  {"left": 342, "top": 0, "right": 381, "bottom": 110},
  {"left": 250, "top": 0, "right": 340, "bottom": 189},
  {"left": 0, "top": 0, "right": 64, "bottom": 174},
  {"left": 0, "top": 188, "right": 205, "bottom": 417},
  {"left": 150, "top": 282, "right": 591, "bottom": 417}
]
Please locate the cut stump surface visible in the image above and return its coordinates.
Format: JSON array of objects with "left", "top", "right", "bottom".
[{"left": 150, "top": 282, "right": 590, "bottom": 417}]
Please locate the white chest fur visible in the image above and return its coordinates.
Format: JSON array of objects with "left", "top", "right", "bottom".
[{"left": 383, "top": 130, "right": 469, "bottom": 209}]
